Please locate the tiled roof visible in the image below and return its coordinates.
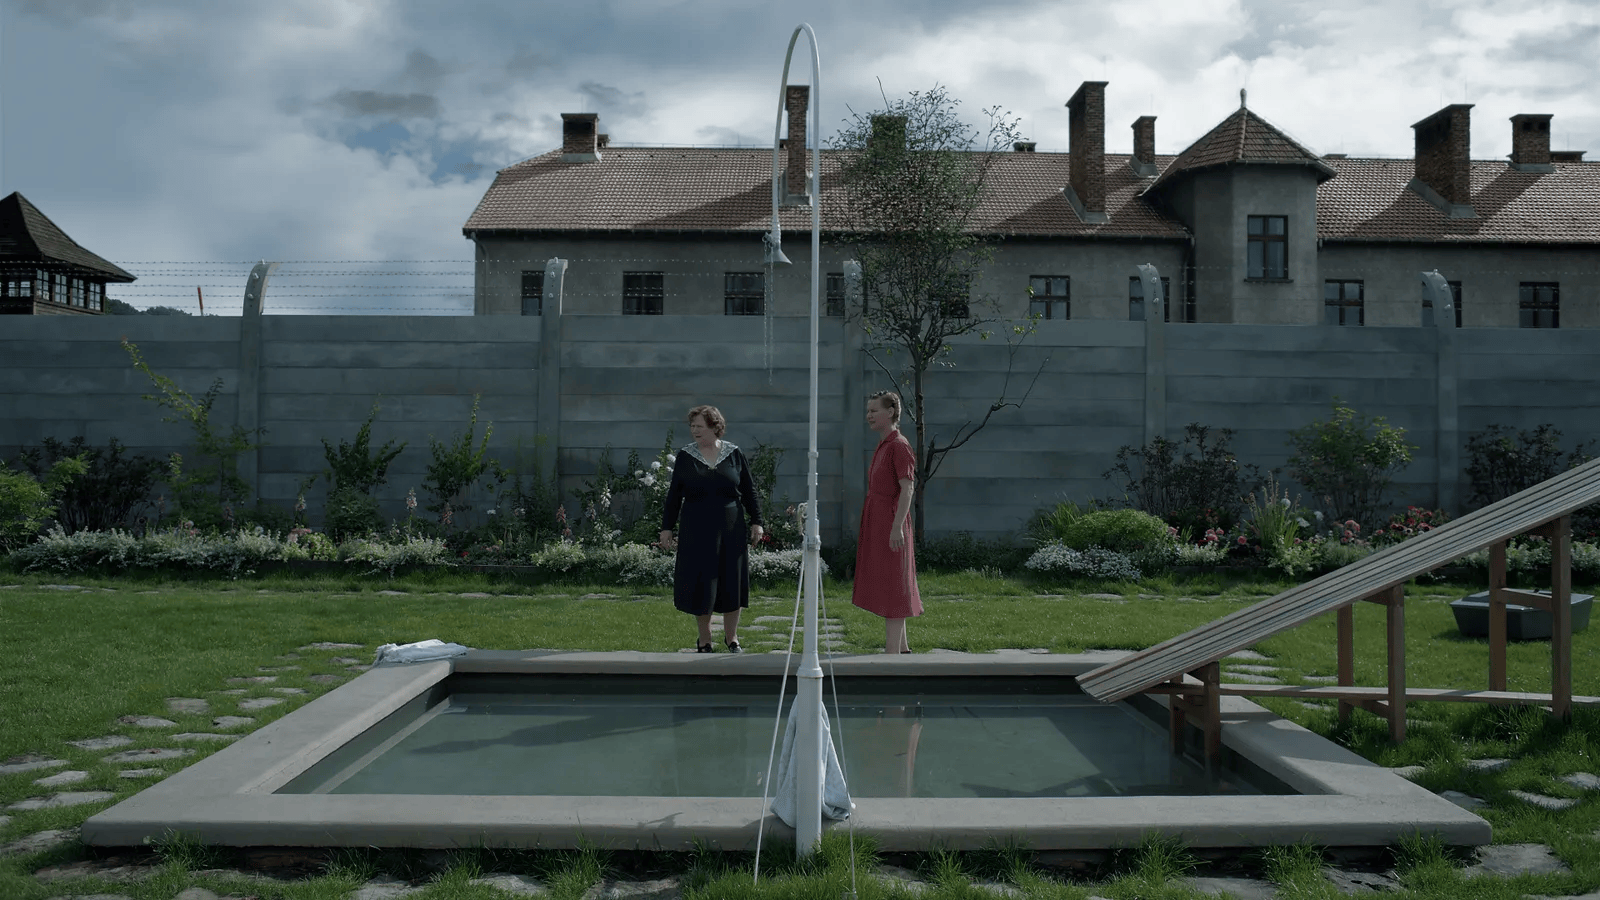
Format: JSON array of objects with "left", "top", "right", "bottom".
[
  {"left": 1317, "top": 157, "right": 1600, "bottom": 244},
  {"left": 463, "top": 147, "right": 1190, "bottom": 239},
  {"left": 0, "top": 192, "right": 137, "bottom": 281},
  {"left": 1145, "top": 107, "right": 1337, "bottom": 195}
]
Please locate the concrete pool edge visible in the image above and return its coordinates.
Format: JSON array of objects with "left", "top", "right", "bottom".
[{"left": 80, "top": 650, "right": 1491, "bottom": 851}]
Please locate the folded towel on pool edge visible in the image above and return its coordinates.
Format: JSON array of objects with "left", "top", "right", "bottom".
[
  {"left": 372, "top": 639, "right": 470, "bottom": 667},
  {"left": 771, "top": 694, "right": 853, "bottom": 826}
]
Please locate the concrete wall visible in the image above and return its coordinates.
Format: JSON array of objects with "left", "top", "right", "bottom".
[{"left": 2, "top": 296, "right": 1597, "bottom": 542}]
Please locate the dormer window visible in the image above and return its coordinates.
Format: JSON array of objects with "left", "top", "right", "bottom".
[{"left": 1247, "top": 215, "right": 1288, "bottom": 279}]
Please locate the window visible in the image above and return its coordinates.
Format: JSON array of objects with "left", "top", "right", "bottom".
[
  {"left": 825, "top": 272, "right": 846, "bottom": 317},
  {"left": 1028, "top": 275, "right": 1069, "bottom": 319},
  {"left": 1247, "top": 215, "right": 1287, "bottom": 279},
  {"left": 36, "top": 270, "right": 49, "bottom": 303},
  {"left": 935, "top": 273, "right": 970, "bottom": 318},
  {"left": 520, "top": 271, "right": 544, "bottom": 316},
  {"left": 89, "top": 283, "right": 102, "bottom": 311},
  {"left": 3, "top": 278, "right": 30, "bottom": 297},
  {"left": 1128, "top": 276, "right": 1175, "bottom": 322},
  {"left": 623, "top": 272, "right": 664, "bottom": 315},
  {"left": 1324, "top": 280, "right": 1364, "bottom": 326},
  {"left": 55, "top": 273, "right": 69, "bottom": 305},
  {"left": 1519, "top": 282, "right": 1559, "bottom": 328},
  {"left": 1422, "top": 281, "right": 1463, "bottom": 328},
  {"left": 724, "top": 272, "right": 765, "bottom": 316},
  {"left": 71, "top": 278, "right": 86, "bottom": 307}
]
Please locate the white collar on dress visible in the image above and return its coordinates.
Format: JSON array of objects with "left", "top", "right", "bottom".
[{"left": 684, "top": 440, "right": 737, "bottom": 467}]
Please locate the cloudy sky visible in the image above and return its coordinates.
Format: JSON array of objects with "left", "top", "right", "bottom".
[{"left": 4, "top": 0, "right": 1596, "bottom": 313}]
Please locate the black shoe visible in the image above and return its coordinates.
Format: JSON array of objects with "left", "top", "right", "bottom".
[
  {"left": 901, "top": 650, "right": 912, "bottom": 654},
  {"left": 697, "top": 642, "right": 715, "bottom": 653},
  {"left": 727, "top": 640, "right": 744, "bottom": 654}
]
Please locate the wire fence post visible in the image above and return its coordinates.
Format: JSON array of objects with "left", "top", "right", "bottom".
[
  {"left": 1137, "top": 263, "right": 1167, "bottom": 449},
  {"left": 1422, "top": 270, "right": 1459, "bottom": 514},
  {"left": 237, "top": 260, "right": 278, "bottom": 507},
  {"left": 538, "top": 258, "right": 568, "bottom": 491}
]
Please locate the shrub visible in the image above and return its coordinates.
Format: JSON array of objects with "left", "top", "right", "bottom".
[
  {"left": 1023, "top": 544, "right": 1144, "bottom": 581},
  {"left": 1061, "top": 509, "right": 1173, "bottom": 555},
  {"left": 918, "top": 531, "right": 1030, "bottom": 574},
  {"left": 344, "top": 534, "right": 451, "bottom": 576},
  {"left": 1103, "top": 424, "right": 1259, "bottom": 534},
  {"left": 1285, "top": 398, "right": 1416, "bottom": 530},
  {"left": 1370, "top": 506, "right": 1450, "bottom": 547},
  {"left": 747, "top": 441, "right": 801, "bottom": 550},
  {"left": 1464, "top": 424, "right": 1598, "bottom": 540},
  {"left": 13, "top": 524, "right": 292, "bottom": 576},
  {"left": 0, "top": 456, "right": 85, "bottom": 551},
  {"left": 422, "top": 394, "right": 499, "bottom": 527},
  {"left": 323, "top": 487, "right": 384, "bottom": 543},
  {"left": 14, "top": 437, "right": 162, "bottom": 533},
  {"left": 501, "top": 436, "right": 567, "bottom": 551},
  {"left": 1241, "top": 472, "right": 1308, "bottom": 555},
  {"left": 1025, "top": 500, "right": 1090, "bottom": 545},
  {"left": 322, "top": 401, "right": 407, "bottom": 497},
  {"left": 124, "top": 339, "right": 262, "bottom": 529},
  {"left": 11, "top": 526, "right": 139, "bottom": 573}
]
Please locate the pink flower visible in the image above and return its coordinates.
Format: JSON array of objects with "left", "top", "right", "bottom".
[
  {"left": 1343, "top": 530, "right": 1354, "bottom": 541},
  {"left": 1237, "top": 536, "right": 1248, "bottom": 546},
  {"left": 1419, "top": 523, "right": 1431, "bottom": 531}
]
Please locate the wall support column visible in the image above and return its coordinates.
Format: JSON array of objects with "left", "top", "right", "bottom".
[
  {"left": 237, "top": 261, "right": 278, "bottom": 507},
  {"left": 1423, "top": 271, "right": 1459, "bottom": 514},
  {"left": 1136, "top": 264, "right": 1167, "bottom": 448}
]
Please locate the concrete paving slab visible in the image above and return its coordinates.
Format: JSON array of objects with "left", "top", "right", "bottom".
[
  {"left": 1323, "top": 868, "right": 1401, "bottom": 893},
  {"left": 257, "top": 665, "right": 300, "bottom": 672},
  {"left": 308, "top": 674, "right": 347, "bottom": 684},
  {"left": 301, "top": 642, "right": 363, "bottom": 650},
  {"left": 1466, "top": 758, "right": 1510, "bottom": 772},
  {"left": 0, "top": 827, "right": 78, "bottom": 856},
  {"left": 1389, "top": 765, "right": 1425, "bottom": 780},
  {"left": 171, "top": 733, "right": 240, "bottom": 743},
  {"left": 239, "top": 697, "right": 284, "bottom": 710},
  {"left": 118, "top": 769, "right": 163, "bottom": 779},
  {"left": 213, "top": 717, "right": 256, "bottom": 729},
  {"left": 103, "top": 748, "right": 192, "bottom": 764},
  {"left": 871, "top": 864, "right": 930, "bottom": 896},
  {"left": 0, "top": 755, "right": 68, "bottom": 775},
  {"left": 165, "top": 698, "right": 210, "bottom": 714},
  {"left": 1302, "top": 675, "right": 1338, "bottom": 683},
  {"left": 33, "top": 770, "right": 89, "bottom": 787},
  {"left": 586, "top": 877, "right": 682, "bottom": 898},
  {"left": 226, "top": 676, "right": 277, "bottom": 684},
  {"left": 270, "top": 688, "right": 307, "bottom": 695},
  {"left": 352, "top": 873, "right": 425, "bottom": 898},
  {"left": 117, "top": 716, "right": 175, "bottom": 728},
  {"left": 331, "top": 657, "right": 362, "bottom": 665},
  {"left": 0, "top": 815, "right": 7, "bottom": 828},
  {"left": 1464, "top": 843, "right": 1570, "bottom": 878},
  {"left": 33, "top": 858, "right": 157, "bottom": 882},
  {"left": 67, "top": 736, "right": 132, "bottom": 751},
  {"left": 173, "top": 888, "right": 222, "bottom": 900},
  {"left": 1439, "top": 790, "right": 1488, "bottom": 811},
  {"left": 1225, "top": 649, "right": 1270, "bottom": 660},
  {"left": 1222, "top": 673, "right": 1283, "bottom": 684},
  {"left": 8, "top": 791, "right": 114, "bottom": 810},
  {"left": 1227, "top": 664, "right": 1282, "bottom": 674}
]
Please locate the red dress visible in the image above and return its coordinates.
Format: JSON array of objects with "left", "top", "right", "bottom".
[{"left": 851, "top": 430, "right": 922, "bottom": 618}]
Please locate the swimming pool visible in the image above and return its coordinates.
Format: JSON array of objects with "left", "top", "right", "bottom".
[{"left": 81, "top": 651, "right": 1489, "bottom": 850}]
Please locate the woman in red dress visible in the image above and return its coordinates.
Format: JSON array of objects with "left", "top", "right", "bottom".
[{"left": 851, "top": 390, "right": 922, "bottom": 653}]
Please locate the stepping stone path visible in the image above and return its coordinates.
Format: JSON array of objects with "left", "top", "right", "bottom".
[
  {"left": 1227, "top": 664, "right": 1281, "bottom": 674},
  {"left": 104, "top": 748, "right": 192, "bottom": 763},
  {"left": 1302, "top": 674, "right": 1338, "bottom": 683},
  {"left": 1562, "top": 771, "right": 1600, "bottom": 791},
  {"left": 172, "top": 733, "right": 239, "bottom": 743},
  {"left": 118, "top": 768, "right": 163, "bottom": 778},
  {"left": 353, "top": 873, "right": 424, "bottom": 898},
  {"left": 331, "top": 656, "right": 362, "bottom": 665},
  {"left": 239, "top": 696, "right": 284, "bottom": 710},
  {"left": 257, "top": 665, "right": 299, "bottom": 672},
  {"left": 226, "top": 675, "right": 276, "bottom": 684},
  {"left": 301, "top": 642, "right": 362, "bottom": 650},
  {"left": 1465, "top": 843, "right": 1571, "bottom": 878},
  {"left": 271, "top": 687, "right": 307, "bottom": 695},
  {"left": 1466, "top": 757, "right": 1511, "bottom": 772},
  {"left": 1324, "top": 868, "right": 1401, "bottom": 892},
  {"left": 33, "top": 770, "right": 89, "bottom": 787},
  {"left": 213, "top": 716, "right": 255, "bottom": 729},
  {"left": 67, "top": 736, "right": 131, "bottom": 751},
  {"left": 377, "top": 589, "right": 408, "bottom": 595},
  {"left": 1509, "top": 790, "right": 1577, "bottom": 810},
  {"left": 1085, "top": 593, "right": 1126, "bottom": 601},
  {"left": 165, "top": 698, "right": 209, "bottom": 714},
  {"left": 1184, "top": 875, "right": 1277, "bottom": 900},
  {"left": 459, "top": 591, "right": 494, "bottom": 598},
  {"left": 1222, "top": 672, "right": 1282, "bottom": 684},
  {"left": 469, "top": 872, "right": 549, "bottom": 896},
  {"left": 0, "top": 755, "right": 68, "bottom": 775},
  {"left": 216, "top": 689, "right": 248, "bottom": 695},
  {"left": 1440, "top": 789, "right": 1488, "bottom": 810},
  {"left": 309, "top": 674, "right": 346, "bottom": 684},
  {"left": 0, "top": 827, "right": 77, "bottom": 856},
  {"left": 1389, "top": 764, "right": 1426, "bottom": 779},
  {"left": 117, "top": 715, "right": 175, "bottom": 728},
  {"left": 1226, "top": 649, "right": 1270, "bottom": 660},
  {"left": 7, "top": 791, "right": 114, "bottom": 810}
]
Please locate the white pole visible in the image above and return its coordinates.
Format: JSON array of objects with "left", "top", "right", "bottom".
[{"left": 769, "top": 23, "right": 826, "bottom": 858}]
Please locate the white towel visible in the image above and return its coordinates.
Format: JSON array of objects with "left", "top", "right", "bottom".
[
  {"left": 771, "top": 694, "right": 853, "bottom": 826},
  {"left": 372, "top": 638, "right": 469, "bottom": 667}
]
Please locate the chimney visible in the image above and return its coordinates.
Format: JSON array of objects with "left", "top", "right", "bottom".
[
  {"left": 868, "top": 114, "right": 907, "bottom": 153},
  {"left": 1552, "top": 150, "right": 1586, "bottom": 162},
  {"left": 1013, "top": 141, "right": 1036, "bottom": 152},
  {"left": 1509, "top": 113, "right": 1554, "bottom": 171},
  {"left": 1131, "top": 115, "right": 1157, "bottom": 176},
  {"left": 785, "top": 85, "right": 810, "bottom": 201},
  {"left": 560, "top": 113, "right": 601, "bottom": 162},
  {"left": 1410, "top": 104, "right": 1473, "bottom": 215},
  {"left": 1066, "top": 81, "right": 1108, "bottom": 223}
]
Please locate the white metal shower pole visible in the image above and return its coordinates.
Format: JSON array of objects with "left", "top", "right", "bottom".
[{"left": 767, "top": 23, "right": 826, "bottom": 858}]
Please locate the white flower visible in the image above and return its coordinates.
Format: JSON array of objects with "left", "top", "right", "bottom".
[
  {"left": 1314, "top": 511, "right": 1324, "bottom": 522},
  {"left": 650, "top": 461, "right": 662, "bottom": 470},
  {"left": 487, "top": 509, "right": 497, "bottom": 516},
  {"left": 665, "top": 467, "right": 673, "bottom": 476},
  {"left": 1296, "top": 518, "right": 1310, "bottom": 528},
  {"left": 642, "top": 474, "right": 656, "bottom": 487},
  {"left": 1280, "top": 496, "right": 1291, "bottom": 508},
  {"left": 634, "top": 469, "right": 644, "bottom": 477}
]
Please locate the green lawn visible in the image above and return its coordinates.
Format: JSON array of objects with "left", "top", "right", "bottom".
[{"left": 2, "top": 568, "right": 1600, "bottom": 900}]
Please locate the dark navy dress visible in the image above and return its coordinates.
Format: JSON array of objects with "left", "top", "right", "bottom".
[{"left": 661, "top": 441, "right": 764, "bottom": 615}]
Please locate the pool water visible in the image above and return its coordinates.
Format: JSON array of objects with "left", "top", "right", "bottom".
[{"left": 280, "top": 676, "right": 1279, "bottom": 798}]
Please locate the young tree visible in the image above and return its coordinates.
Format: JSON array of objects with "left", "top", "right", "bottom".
[{"left": 831, "top": 84, "right": 1046, "bottom": 541}]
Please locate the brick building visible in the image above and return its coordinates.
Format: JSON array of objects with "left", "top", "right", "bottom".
[{"left": 463, "top": 82, "right": 1598, "bottom": 328}]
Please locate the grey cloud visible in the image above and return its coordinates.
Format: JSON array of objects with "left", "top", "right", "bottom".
[
  {"left": 1220, "top": 0, "right": 1338, "bottom": 62},
  {"left": 578, "top": 81, "right": 648, "bottom": 118},
  {"left": 1495, "top": 24, "right": 1600, "bottom": 65},
  {"left": 326, "top": 89, "right": 441, "bottom": 119},
  {"left": 506, "top": 47, "right": 552, "bottom": 76},
  {"left": 696, "top": 125, "right": 754, "bottom": 146},
  {"left": 14, "top": 0, "right": 126, "bottom": 22},
  {"left": 403, "top": 49, "right": 448, "bottom": 89}
]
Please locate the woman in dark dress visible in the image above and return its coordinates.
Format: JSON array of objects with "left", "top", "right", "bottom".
[{"left": 658, "top": 405, "right": 764, "bottom": 653}]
